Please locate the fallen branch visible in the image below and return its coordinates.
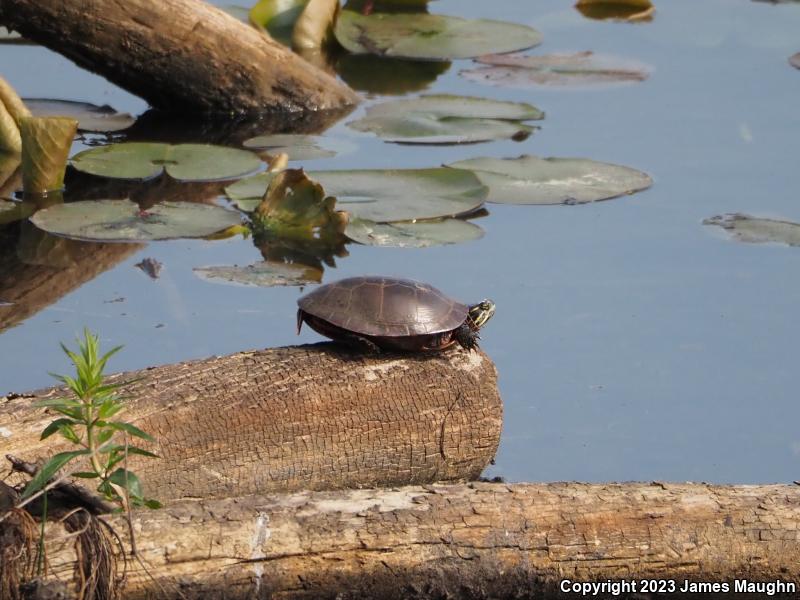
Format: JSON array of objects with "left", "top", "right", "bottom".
[
  {"left": 1, "top": 345, "right": 501, "bottom": 500},
  {"left": 0, "top": 0, "right": 359, "bottom": 114},
  {"left": 35, "top": 481, "right": 800, "bottom": 599}
]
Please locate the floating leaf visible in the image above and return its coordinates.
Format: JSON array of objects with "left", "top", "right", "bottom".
[
  {"left": 574, "top": 0, "right": 655, "bottom": 22},
  {"left": 345, "top": 217, "right": 483, "bottom": 247},
  {"left": 703, "top": 214, "right": 800, "bottom": 246},
  {"left": 243, "top": 134, "right": 346, "bottom": 160},
  {"left": 226, "top": 168, "right": 487, "bottom": 222},
  {"left": 25, "top": 99, "right": 136, "bottom": 133},
  {"left": 348, "top": 94, "right": 542, "bottom": 144},
  {"left": 70, "top": 142, "right": 262, "bottom": 182},
  {"left": 334, "top": 11, "right": 542, "bottom": 60},
  {"left": 447, "top": 155, "right": 652, "bottom": 205},
  {"left": 194, "top": 261, "right": 322, "bottom": 287},
  {"left": 252, "top": 168, "right": 348, "bottom": 242},
  {"left": 461, "top": 51, "right": 651, "bottom": 89},
  {"left": 30, "top": 200, "right": 243, "bottom": 242},
  {"left": 790, "top": 53, "right": 800, "bottom": 70}
]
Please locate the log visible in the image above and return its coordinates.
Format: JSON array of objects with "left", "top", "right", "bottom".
[
  {"left": 33, "top": 482, "right": 800, "bottom": 599},
  {"left": 0, "top": 0, "right": 359, "bottom": 114},
  {"left": 0, "top": 345, "right": 502, "bottom": 500}
]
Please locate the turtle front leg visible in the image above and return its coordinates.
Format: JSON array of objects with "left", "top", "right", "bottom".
[{"left": 454, "top": 323, "right": 480, "bottom": 352}]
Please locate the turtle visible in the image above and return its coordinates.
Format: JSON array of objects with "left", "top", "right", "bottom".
[{"left": 296, "top": 276, "right": 495, "bottom": 353}]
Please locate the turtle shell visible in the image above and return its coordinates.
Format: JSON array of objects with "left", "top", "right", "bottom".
[{"left": 298, "top": 276, "right": 468, "bottom": 338}]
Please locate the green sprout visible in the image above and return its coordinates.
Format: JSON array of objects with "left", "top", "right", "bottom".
[{"left": 21, "top": 329, "right": 160, "bottom": 510}]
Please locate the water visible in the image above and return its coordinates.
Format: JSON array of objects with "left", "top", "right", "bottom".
[{"left": 2, "top": 0, "right": 799, "bottom": 484}]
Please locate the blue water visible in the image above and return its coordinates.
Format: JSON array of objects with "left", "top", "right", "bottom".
[{"left": 2, "top": 0, "right": 800, "bottom": 484}]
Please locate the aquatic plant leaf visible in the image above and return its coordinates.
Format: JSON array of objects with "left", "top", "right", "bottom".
[
  {"left": 345, "top": 217, "right": 483, "bottom": 247},
  {"left": 252, "top": 168, "right": 348, "bottom": 242},
  {"left": 703, "top": 214, "right": 800, "bottom": 246},
  {"left": 790, "top": 53, "right": 800, "bottom": 70},
  {"left": 448, "top": 155, "right": 652, "bottom": 205},
  {"left": 334, "top": 11, "right": 542, "bottom": 60},
  {"left": 243, "top": 134, "right": 343, "bottom": 160},
  {"left": 461, "top": 51, "right": 651, "bottom": 89},
  {"left": 226, "top": 167, "right": 487, "bottom": 222},
  {"left": 194, "top": 261, "right": 322, "bottom": 287},
  {"left": 574, "top": 0, "right": 655, "bottom": 22},
  {"left": 70, "top": 143, "right": 262, "bottom": 182},
  {"left": 348, "top": 94, "right": 542, "bottom": 144},
  {"left": 25, "top": 99, "right": 135, "bottom": 133},
  {"left": 30, "top": 200, "right": 243, "bottom": 242}
]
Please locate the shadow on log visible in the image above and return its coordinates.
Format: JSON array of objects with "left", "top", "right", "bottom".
[
  {"left": 0, "top": 345, "right": 502, "bottom": 500},
  {"left": 26, "top": 482, "right": 800, "bottom": 599}
]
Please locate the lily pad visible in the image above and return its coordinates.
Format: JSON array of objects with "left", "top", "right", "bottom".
[
  {"left": 790, "top": 53, "right": 800, "bottom": 70},
  {"left": 226, "top": 168, "right": 487, "bottom": 222},
  {"left": 461, "top": 51, "right": 651, "bottom": 89},
  {"left": 703, "top": 214, "right": 800, "bottom": 246},
  {"left": 447, "top": 155, "right": 652, "bottom": 205},
  {"left": 334, "top": 11, "right": 542, "bottom": 60},
  {"left": 25, "top": 99, "right": 135, "bottom": 133},
  {"left": 345, "top": 217, "right": 483, "bottom": 247},
  {"left": 194, "top": 261, "right": 322, "bottom": 287},
  {"left": 348, "top": 94, "right": 542, "bottom": 144},
  {"left": 574, "top": 0, "right": 655, "bottom": 22},
  {"left": 30, "top": 200, "right": 243, "bottom": 242},
  {"left": 70, "top": 143, "right": 262, "bottom": 182},
  {"left": 243, "top": 134, "right": 346, "bottom": 160}
]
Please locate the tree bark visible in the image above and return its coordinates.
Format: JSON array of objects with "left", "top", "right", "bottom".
[
  {"left": 34, "top": 482, "right": 800, "bottom": 599},
  {"left": 0, "top": 345, "right": 502, "bottom": 500},
  {"left": 0, "top": 0, "right": 359, "bottom": 114}
]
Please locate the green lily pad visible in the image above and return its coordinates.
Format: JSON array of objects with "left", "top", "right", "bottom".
[
  {"left": 345, "top": 217, "right": 483, "bottom": 247},
  {"left": 348, "top": 94, "right": 542, "bottom": 144},
  {"left": 30, "top": 200, "right": 243, "bottom": 242},
  {"left": 334, "top": 11, "right": 542, "bottom": 60},
  {"left": 461, "top": 51, "right": 651, "bottom": 89},
  {"left": 243, "top": 134, "right": 348, "bottom": 160},
  {"left": 226, "top": 168, "right": 487, "bottom": 222},
  {"left": 703, "top": 214, "right": 800, "bottom": 246},
  {"left": 447, "top": 155, "right": 652, "bottom": 205},
  {"left": 25, "top": 99, "right": 135, "bottom": 133},
  {"left": 194, "top": 261, "right": 322, "bottom": 287},
  {"left": 790, "top": 53, "right": 800, "bottom": 70},
  {"left": 70, "top": 143, "right": 262, "bottom": 182}
]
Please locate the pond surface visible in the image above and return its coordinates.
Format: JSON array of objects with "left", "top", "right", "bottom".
[{"left": 2, "top": 0, "right": 800, "bottom": 484}]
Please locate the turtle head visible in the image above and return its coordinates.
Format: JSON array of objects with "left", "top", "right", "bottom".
[{"left": 468, "top": 299, "right": 495, "bottom": 331}]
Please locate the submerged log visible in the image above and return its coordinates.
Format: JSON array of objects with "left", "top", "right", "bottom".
[
  {"left": 34, "top": 482, "right": 800, "bottom": 599},
  {"left": 0, "top": 345, "right": 502, "bottom": 500},
  {"left": 0, "top": 0, "right": 359, "bottom": 114}
]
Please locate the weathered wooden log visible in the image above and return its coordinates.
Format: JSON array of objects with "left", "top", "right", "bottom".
[
  {"left": 0, "top": 0, "right": 359, "bottom": 114},
  {"left": 31, "top": 482, "right": 800, "bottom": 599},
  {"left": 0, "top": 345, "right": 502, "bottom": 500}
]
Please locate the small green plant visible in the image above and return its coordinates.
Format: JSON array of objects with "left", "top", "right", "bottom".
[{"left": 20, "top": 329, "right": 160, "bottom": 510}]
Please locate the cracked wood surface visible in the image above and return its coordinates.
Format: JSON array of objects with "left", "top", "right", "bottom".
[
  {"left": 0, "top": 345, "right": 501, "bottom": 499},
  {"left": 0, "top": 0, "right": 359, "bottom": 114},
  {"left": 40, "top": 482, "right": 800, "bottom": 599}
]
